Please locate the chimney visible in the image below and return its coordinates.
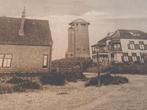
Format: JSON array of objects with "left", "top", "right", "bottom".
[{"left": 18, "top": 7, "right": 26, "bottom": 36}]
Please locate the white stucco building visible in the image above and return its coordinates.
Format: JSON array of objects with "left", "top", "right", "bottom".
[
  {"left": 91, "top": 29, "right": 147, "bottom": 64},
  {"left": 65, "top": 19, "right": 90, "bottom": 58}
]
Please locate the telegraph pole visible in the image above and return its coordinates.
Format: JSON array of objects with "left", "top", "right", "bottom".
[{"left": 97, "top": 52, "right": 101, "bottom": 87}]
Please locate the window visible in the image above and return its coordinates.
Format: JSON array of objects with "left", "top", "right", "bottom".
[
  {"left": 129, "top": 32, "right": 140, "bottom": 36},
  {"left": 77, "top": 48, "right": 80, "bottom": 52},
  {"left": 43, "top": 55, "right": 48, "bottom": 68},
  {"left": 129, "top": 41, "right": 135, "bottom": 50},
  {"left": 0, "top": 54, "right": 12, "bottom": 68},
  {"left": 3, "top": 54, "right": 12, "bottom": 67},
  {"left": 99, "top": 57, "right": 104, "bottom": 63},
  {"left": 132, "top": 53, "right": 137, "bottom": 62},
  {"left": 92, "top": 47, "right": 95, "bottom": 52},
  {"left": 139, "top": 41, "right": 144, "bottom": 50},
  {"left": 81, "top": 24, "right": 86, "bottom": 26},
  {"left": 0, "top": 54, "right": 4, "bottom": 67},
  {"left": 83, "top": 48, "right": 86, "bottom": 51},
  {"left": 113, "top": 44, "right": 121, "bottom": 50},
  {"left": 123, "top": 53, "right": 129, "bottom": 62}
]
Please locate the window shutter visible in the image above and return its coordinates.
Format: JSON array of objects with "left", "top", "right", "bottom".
[
  {"left": 0, "top": 55, "right": 4, "bottom": 67},
  {"left": 121, "top": 56, "right": 124, "bottom": 63},
  {"left": 128, "top": 56, "right": 132, "bottom": 62},
  {"left": 135, "top": 44, "right": 140, "bottom": 50},
  {"left": 137, "top": 56, "right": 140, "bottom": 63},
  {"left": 145, "top": 45, "right": 147, "bottom": 50},
  {"left": 128, "top": 44, "right": 131, "bottom": 49}
]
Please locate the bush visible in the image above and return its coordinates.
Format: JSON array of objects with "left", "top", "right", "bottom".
[
  {"left": 14, "top": 80, "right": 42, "bottom": 92},
  {"left": 85, "top": 74, "right": 128, "bottom": 86},
  {"left": 63, "top": 71, "right": 85, "bottom": 82},
  {"left": 7, "top": 77, "right": 42, "bottom": 92},
  {"left": 109, "top": 64, "right": 147, "bottom": 74},
  {"left": 40, "top": 73, "right": 65, "bottom": 85},
  {"left": 7, "top": 77, "right": 25, "bottom": 84},
  {"left": 0, "top": 83, "right": 15, "bottom": 94}
]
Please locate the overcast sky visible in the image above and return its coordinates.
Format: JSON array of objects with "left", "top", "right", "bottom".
[{"left": 0, "top": 0, "right": 147, "bottom": 59}]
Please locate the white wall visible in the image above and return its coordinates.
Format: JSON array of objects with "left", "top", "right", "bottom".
[{"left": 120, "top": 39, "right": 147, "bottom": 56}]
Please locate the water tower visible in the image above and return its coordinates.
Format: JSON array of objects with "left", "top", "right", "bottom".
[{"left": 66, "top": 18, "right": 90, "bottom": 58}]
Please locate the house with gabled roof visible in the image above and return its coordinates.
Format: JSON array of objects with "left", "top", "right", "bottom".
[
  {"left": 0, "top": 8, "right": 53, "bottom": 73},
  {"left": 91, "top": 29, "right": 147, "bottom": 64}
]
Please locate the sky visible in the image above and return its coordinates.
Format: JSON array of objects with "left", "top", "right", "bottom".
[{"left": 0, "top": 0, "right": 147, "bottom": 59}]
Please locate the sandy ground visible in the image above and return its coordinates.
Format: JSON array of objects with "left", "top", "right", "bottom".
[{"left": 0, "top": 74, "right": 147, "bottom": 110}]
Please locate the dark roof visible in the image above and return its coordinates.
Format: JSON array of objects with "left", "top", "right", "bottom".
[
  {"left": 0, "top": 17, "right": 53, "bottom": 46},
  {"left": 112, "top": 29, "right": 147, "bottom": 39},
  {"left": 98, "top": 36, "right": 111, "bottom": 44},
  {"left": 92, "top": 29, "right": 147, "bottom": 47}
]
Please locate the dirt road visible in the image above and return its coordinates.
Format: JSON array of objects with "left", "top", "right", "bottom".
[
  {"left": 75, "top": 74, "right": 147, "bottom": 110},
  {"left": 0, "top": 74, "right": 147, "bottom": 110}
]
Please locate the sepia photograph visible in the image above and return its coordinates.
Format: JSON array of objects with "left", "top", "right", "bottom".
[{"left": 0, "top": 0, "right": 146, "bottom": 110}]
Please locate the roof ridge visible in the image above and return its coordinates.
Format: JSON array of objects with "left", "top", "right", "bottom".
[{"left": 0, "top": 16, "right": 49, "bottom": 22}]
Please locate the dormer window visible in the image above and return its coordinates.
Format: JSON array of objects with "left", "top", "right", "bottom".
[{"left": 129, "top": 32, "right": 140, "bottom": 36}]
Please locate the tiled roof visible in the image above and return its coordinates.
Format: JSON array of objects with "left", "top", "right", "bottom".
[{"left": 0, "top": 17, "right": 53, "bottom": 46}]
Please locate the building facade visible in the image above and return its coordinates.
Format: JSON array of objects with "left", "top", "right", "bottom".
[
  {"left": 0, "top": 8, "right": 53, "bottom": 73},
  {"left": 91, "top": 29, "right": 147, "bottom": 64},
  {"left": 65, "top": 19, "right": 90, "bottom": 58}
]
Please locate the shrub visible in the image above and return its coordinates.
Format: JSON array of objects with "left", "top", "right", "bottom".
[
  {"left": 109, "top": 64, "right": 147, "bottom": 74},
  {"left": 85, "top": 74, "right": 128, "bottom": 86},
  {"left": 7, "top": 77, "right": 42, "bottom": 92},
  {"left": 14, "top": 80, "right": 42, "bottom": 92},
  {"left": 0, "top": 83, "right": 15, "bottom": 94},
  {"left": 40, "top": 73, "right": 65, "bottom": 85},
  {"left": 7, "top": 77, "right": 25, "bottom": 84}
]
